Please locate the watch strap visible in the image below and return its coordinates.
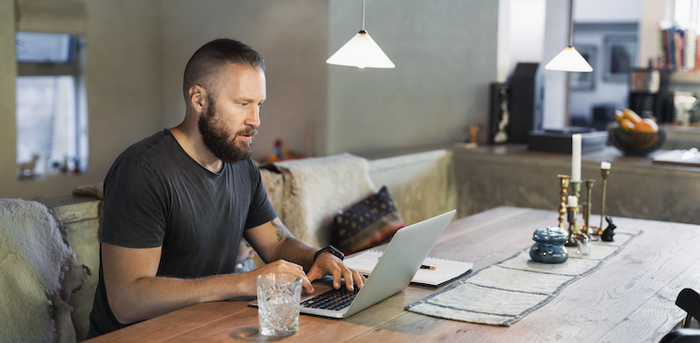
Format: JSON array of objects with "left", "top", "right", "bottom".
[{"left": 314, "top": 245, "right": 344, "bottom": 262}]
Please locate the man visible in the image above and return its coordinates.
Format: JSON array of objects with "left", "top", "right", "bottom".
[{"left": 87, "top": 39, "right": 364, "bottom": 338}]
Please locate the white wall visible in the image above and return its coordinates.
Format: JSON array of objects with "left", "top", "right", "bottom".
[
  {"left": 639, "top": 0, "right": 672, "bottom": 66},
  {"left": 326, "top": 0, "right": 499, "bottom": 156},
  {"left": 497, "top": 0, "right": 546, "bottom": 82},
  {"left": 575, "top": 0, "right": 642, "bottom": 22},
  {"left": 542, "top": 0, "right": 570, "bottom": 129}
]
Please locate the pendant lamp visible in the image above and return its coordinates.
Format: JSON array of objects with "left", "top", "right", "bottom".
[
  {"left": 326, "top": 0, "right": 395, "bottom": 69},
  {"left": 544, "top": 0, "right": 592, "bottom": 72}
]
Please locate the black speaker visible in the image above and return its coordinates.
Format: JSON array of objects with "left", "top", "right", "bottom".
[{"left": 509, "top": 63, "right": 544, "bottom": 143}]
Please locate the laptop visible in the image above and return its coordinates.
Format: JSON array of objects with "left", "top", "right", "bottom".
[{"left": 250, "top": 210, "right": 456, "bottom": 319}]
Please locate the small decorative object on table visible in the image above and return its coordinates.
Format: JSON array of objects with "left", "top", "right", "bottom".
[
  {"left": 602, "top": 216, "right": 616, "bottom": 242},
  {"left": 530, "top": 226, "right": 569, "bottom": 264},
  {"left": 565, "top": 195, "right": 581, "bottom": 247},
  {"left": 577, "top": 233, "right": 591, "bottom": 256},
  {"left": 466, "top": 123, "right": 482, "bottom": 144}
]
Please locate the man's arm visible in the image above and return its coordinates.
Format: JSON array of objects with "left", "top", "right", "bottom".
[
  {"left": 102, "top": 240, "right": 310, "bottom": 325},
  {"left": 244, "top": 217, "right": 365, "bottom": 291}
]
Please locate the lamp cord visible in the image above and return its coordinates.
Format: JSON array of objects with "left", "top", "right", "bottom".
[
  {"left": 567, "top": 0, "right": 574, "bottom": 47},
  {"left": 362, "top": 0, "right": 366, "bottom": 31}
]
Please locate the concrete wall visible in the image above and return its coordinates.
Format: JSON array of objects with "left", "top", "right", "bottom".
[
  {"left": 159, "top": 0, "right": 329, "bottom": 161},
  {"left": 0, "top": 1, "right": 17, "bottom": 197},
  {"left": 160, "top": 0, "right": 500, "bottom": 161},
  {"left": 453, "top": 145, "right": 700, "bottom": 225},
  {"left": 0, "top": 0, "right": 162, "bottom": 199},
  {"left": 326, "top": 0, "right": 499, "bottom": 156}
]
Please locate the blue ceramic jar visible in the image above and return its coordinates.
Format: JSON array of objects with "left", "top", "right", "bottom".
[{"left": 529, "top": 226, "right": 569, "bottom": 264}]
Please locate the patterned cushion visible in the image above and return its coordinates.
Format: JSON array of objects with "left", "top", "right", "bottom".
[{"left": 331, "top": 186, "right": 404, "bottom": 254}]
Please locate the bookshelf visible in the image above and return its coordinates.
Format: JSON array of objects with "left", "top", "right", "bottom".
[{"left": 670, "top": 71, "right": 700, "bottom": 83}]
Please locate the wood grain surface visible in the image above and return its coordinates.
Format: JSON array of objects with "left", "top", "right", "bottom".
[{"left": 85, "top": 207, "right": 700, "bottom": 343}]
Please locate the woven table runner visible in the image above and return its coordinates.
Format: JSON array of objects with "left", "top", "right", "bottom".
[{"left": 405, "top": 229, "right": 641, "bottom": 326}]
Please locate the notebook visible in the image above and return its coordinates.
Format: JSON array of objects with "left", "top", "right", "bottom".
[
  {"left": 343, "top": 250, "right": 472, "bottom": 287},
  {"left": 251, "top": 210, "right": 456, "bottom": 319}
]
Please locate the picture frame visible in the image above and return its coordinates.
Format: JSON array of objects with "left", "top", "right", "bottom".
[
  {"left": 570, "top": 44, "right": 596, "bottom": 91},
  {"left": 603, "top": 36, "right": 637, "bottom": 83}
]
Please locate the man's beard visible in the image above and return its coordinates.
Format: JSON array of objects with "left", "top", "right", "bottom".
[{"left": 198, "top": 95, "right": 257, "bottom": 163}]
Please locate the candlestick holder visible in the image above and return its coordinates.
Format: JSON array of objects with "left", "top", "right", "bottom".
[
  {"left": 598, "top": 167, "right": 611, "bottom": 236},
  {"left": 557, "top": 175, "right": 570, "bottom": 228},
  {"left": 583, "top": 179, "right": 595, "bottom": 238},
  {"left": 565, "top": 204, "right": 580, "bottom": 247},
  {"left": 570, "top": 180, "right": 581, "bottom": 200},
  {"left": 582, "top": 202, "right": 588, "bottom": 236}
]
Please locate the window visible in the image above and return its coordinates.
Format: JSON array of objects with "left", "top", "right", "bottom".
[
  {"left": 16, "top": 32, "right": 87, "bottom": 180},
  {"left": 674, "top": 0, "right": 700, "bottom": 30}
]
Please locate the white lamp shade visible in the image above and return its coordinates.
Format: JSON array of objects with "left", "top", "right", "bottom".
[
  {"left": 544, "top": 46, "right": 593, "bottom": 72},
  {"left": 326, "top": 31, "right": 395, "bottom": 68}
]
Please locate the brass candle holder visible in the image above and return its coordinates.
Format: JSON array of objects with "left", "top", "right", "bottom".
[
  {"left": 570, "top": 180, "right": 581, "bottom": 200},
  {"left": 557, "top": 175, "right": 570, "bottom": 228},
  {"left": 565, "top": 180, "right": 582, "bottom": 246},
  {"left": 583, "top": 179, "right": 595, "bottom": 238},
  {"left": 598, "top": 164, "right": 611, "bottom": 236}
]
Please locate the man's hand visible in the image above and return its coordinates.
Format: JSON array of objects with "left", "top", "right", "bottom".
[
  {"left": 246, "top": 259, "right": 315, "bottom": 294},
  {"left": 244, "top": 218, "right": 366, "bottom": 293},
  {"left": 306, "top": 252, "right": 366, "bottom": 292}
]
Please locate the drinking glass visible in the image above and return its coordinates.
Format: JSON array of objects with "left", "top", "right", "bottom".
[{"left": 257, "top": 273, "right": 302, "bottom": 336}]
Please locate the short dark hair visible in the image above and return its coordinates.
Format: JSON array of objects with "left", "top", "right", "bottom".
[{"left": 182, "top": 38, "right": 265, "bottom": 99}]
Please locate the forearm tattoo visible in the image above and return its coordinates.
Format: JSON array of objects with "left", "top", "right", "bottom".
[{"left": 272, "top": 221, "right": 288, "bottom": 242}]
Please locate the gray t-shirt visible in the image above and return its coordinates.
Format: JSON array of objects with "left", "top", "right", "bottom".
[{"left": 88, "top": 129, "right": 276, "bottom": 337}]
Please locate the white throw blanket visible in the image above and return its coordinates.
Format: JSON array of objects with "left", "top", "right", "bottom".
[
  {"left": 0, "top": 199, "right": 87, "bottom": 343},
  {"left": 270, "top": 153, "right": 376, "bottom": 248}
]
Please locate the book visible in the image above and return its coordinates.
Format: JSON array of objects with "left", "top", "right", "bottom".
[
  {"left": 686, "top": 27, "right": 696, "bottom": 71},
  {"left": 344, "top": 249, "right": 473, "bottom": 287}
]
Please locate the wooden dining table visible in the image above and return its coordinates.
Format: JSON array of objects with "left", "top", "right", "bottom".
[{"left": 84, "top": 206, "right": 700, "bottom": 343}]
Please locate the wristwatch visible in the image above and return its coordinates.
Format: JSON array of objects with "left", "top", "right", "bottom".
[{"left": 314, "top": 245, "right": 344, "bottom": 262}]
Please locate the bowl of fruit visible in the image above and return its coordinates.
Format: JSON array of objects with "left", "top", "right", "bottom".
[{"left": 609, "top": 109, "right": 665, "bottom": 156}]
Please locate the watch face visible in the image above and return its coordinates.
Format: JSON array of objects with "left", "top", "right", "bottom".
[{"left": 328, "top": 245, "right": 344, "bottom": 260}]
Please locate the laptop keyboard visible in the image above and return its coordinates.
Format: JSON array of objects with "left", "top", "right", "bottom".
[{"left": 301, "top": 287, "right": 360, "bottom": 311}]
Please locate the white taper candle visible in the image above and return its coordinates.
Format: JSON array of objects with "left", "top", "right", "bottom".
[{"left": 571, "top": 134, "right": 582, "bottom": 182}]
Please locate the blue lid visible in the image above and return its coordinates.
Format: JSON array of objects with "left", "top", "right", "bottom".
[{"left": 532, "top": 226, "right": 568, "bottom": 244}]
